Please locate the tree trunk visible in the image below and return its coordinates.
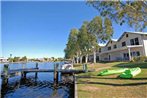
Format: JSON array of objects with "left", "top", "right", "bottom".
[
  {"left": 72, "top": 57, "right": 75, "bottom": 64},
  {"left": 80, "top": 56, "right": 83, "bottom": 64},
  {"left": 85, "top": 54, "right": 88, "bottom": 63},
  {"left": 93, "top": 51, "right": 96, "bottom": 63},
  {"left": 76, "top": 53, "right": 79, "bottom": 64}
]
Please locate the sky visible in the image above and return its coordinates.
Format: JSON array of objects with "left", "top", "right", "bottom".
[{"left": 1, "top": 1, "right": 144, "bottom": 58}]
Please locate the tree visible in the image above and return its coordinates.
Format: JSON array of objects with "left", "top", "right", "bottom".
[
  {"left": 78, "top": 22, "right": 89, "bottom": 63},
  {"left": 78, "top": 21, "right": 98, "bottom": 63},
  {"left": 87, "top": 0, "right": 147, "bottom": 31},
  {"left": 44, "top": 57, "right": 48, "bottom": 61},
  {"left": 51, "top": 57, "right": 55, "bottom": 61},
  {"left": 87, "top": 16, "right": 113, "bottom": 63},
  {"left": 8, "top": 57, "right": 13, "bottom": 62},
  {"left": 88, "top": 33, "right": 98, "bottom": 63},
  {"left": 20, "top": 56, "right": 27, "bottom": 62},
  {"left": 64, "top": 29, "right": 79, "bottom": 63},
  {"left": 13, "top": 57, "right": 20, "bottom": 62}
]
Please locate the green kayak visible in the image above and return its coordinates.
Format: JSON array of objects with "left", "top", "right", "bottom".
[
  {"left": 119, "top": 67, "right": 141, "bottom": 79},
  {"left": 98, "top": 68, "right": 128, "bottom": 76}
]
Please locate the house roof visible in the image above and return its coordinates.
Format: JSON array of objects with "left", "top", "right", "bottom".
[
  {"left": 118, "top": 31, "right": 147, "bottom": 41},
  {"left": 111, "top": 38, "right": 118, "bottom": 42},
  {"left": 98, "top": 31, "right": 147, "bottom": 47},
  {"left": 98, "top": 43, "right": 106, "bottom": 47}
]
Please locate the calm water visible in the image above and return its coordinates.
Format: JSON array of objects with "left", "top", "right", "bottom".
[{"left": 0, "top": 62, "right": 74, "bottom": 98}]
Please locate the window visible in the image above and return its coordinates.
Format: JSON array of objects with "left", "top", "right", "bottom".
[
  {"left": 126, "top": 34, "right": 128, "bottom": 37},
  {"left": 123, "top": 53, "right": 129, "bottom": 60},
  {"left": 113, "top": 45, "right": 117, "bottom": 49},
  {"left": 108, "top": 46, "right": 111, "bottom": 50},
  {"left": 130, "top": 39, "right": 134, "bottom": 45},
  {"left": 131, "top": 51, "right": 140, "bottom": 57},
  {"left": 136, "top": 51, "right": 140, "bottom": 56},
  {"left": 130, "top": 37, "right": 139, "bottom": 45},
  {"left": 99, "top": 48, "right": 101, "bottom": 53},
  {"left": 135, "top": 38, "right": 139, "bottom": 45},
  {"left": 122, "top": 42, "right": 126, "bottom": 47}
]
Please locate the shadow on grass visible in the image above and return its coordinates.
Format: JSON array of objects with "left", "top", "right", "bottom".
[
  {"left": 77, "top": 76, "right": 147, "bottom": 80},
  {"left": 112, "top": 62, "right": 147, "bottom": 69},
  {"left": 97, "top": 61, "right": 120, "bottom": 64},
  {"left": 77, "top": 80, "right": 147, "bottom": 86}
]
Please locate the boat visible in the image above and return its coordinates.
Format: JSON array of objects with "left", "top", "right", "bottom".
[
  {"left": 119, "top": 67, "right": 141, "bottom": 78},
  {"left": 98, "top": 68, "right": 128, "bottom": 76},
  {"left": 61, "top": 62, "right": 73, "bottom": 70}
]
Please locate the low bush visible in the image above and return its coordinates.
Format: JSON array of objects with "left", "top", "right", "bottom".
[{"left": 132, "top": 56, "right": 147, "bottom": 62}]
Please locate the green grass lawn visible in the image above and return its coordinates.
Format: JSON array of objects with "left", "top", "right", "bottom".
[{"left": 74, "top": 62, "right": 147, "bottom": 98}]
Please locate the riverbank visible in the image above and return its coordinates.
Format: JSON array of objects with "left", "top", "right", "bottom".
[
  {"left": 74, "top": 62, "right": 147, "bottom": 98},
  {"left": 0, "top": 61, "right": 62, "bottom": 64}
]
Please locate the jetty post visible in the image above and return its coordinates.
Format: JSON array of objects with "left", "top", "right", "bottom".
[
  {"left": 2, "top": 64, "right": 9, "bottom": 86},
  {"left": 35, "top": 62, "right": 39, "bottom": 79},
  {"left": 21, "top": 71, "right": 26, "bottom": 78},
  {"left": 54, "top": 62, "right": 59, "bottom": 87}
]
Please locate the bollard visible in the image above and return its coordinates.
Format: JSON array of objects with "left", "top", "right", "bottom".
[
  {"left": 83, "top": 64, "right": 88, "bottom": 73},
  {"left": 83, "top": 64, "right": 85, "bottom": 71},
  {"left": 85, "top": 64, "right": 88, "bottom": 72}
]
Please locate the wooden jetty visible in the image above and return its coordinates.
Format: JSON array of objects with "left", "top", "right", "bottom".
[
  {"left": 1, "top": 64, "right": 89, "bottom": 77},
  {"left": 1, "top": 63, "right": 92, "bottom": 88}
]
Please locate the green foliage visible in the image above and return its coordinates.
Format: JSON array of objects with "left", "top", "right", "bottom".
[
  {"left": 43, "top": 57, "right": 48, "bottom": 61},
  {"left": 87, "top": 16, "right": 113, "bottom": 43},
  {"left": 8, "top": 57, "right": 13, "bottom": 62},
  {"left": 8, "top": 56, "right": 27, "bottom": 62},
  {"left": 64, "top": 28, "right": 79, "bottom": 59},
  {"left": 78, "top": 22, "right": 90, "bottom": 55},
  {"left": 131, "top": 56, "right": 147, "bottom": 62},
  {"left": 87, "top": 1, "right": 147, "bottom": 31},
  {"left": 20, "top": 56, "right": 27, "bottom": 61},
  {"left": 13, "top": 57, "right": 20, "bottom": 62}
]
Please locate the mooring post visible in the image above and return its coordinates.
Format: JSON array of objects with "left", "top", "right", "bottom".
[
  {"left": 21, "top": 71, "right": 26, "bottom": 78},
  {"left": 54, "top": 63, "right": 59, "bottom": 87},
  {"left": 35, "top": 62, "right": 39, "bottom": 79},
  {"left": 3, "top": 64, "right": 9, "bottom": 76},
  {"left": 56, "top": 63, "right": 59, "bottom": 83},
  {"left": 36, "top": 62, "right": 39, "bottom": 69},
  {"left": 2, "top": 64, "right": 9, "bottom": 85}
]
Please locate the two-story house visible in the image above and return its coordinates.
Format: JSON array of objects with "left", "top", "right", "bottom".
[{"left": 94, "top": 31, "right": 147, "bottom": 61}]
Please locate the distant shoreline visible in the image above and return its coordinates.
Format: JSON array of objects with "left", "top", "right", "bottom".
[{"left": 0, "top": 61, "right": 64, "bottom": 64}]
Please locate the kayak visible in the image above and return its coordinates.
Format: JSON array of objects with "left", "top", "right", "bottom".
[
  {"left": 98, "top": 68, "right": 128, "bottom": 76},
  {"left": 119, "top": 67, "right": 141, "bottom": 78}
]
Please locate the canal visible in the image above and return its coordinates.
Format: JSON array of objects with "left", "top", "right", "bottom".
[{"left": 0, "top": 62, "right": 74, "bottom": 98}]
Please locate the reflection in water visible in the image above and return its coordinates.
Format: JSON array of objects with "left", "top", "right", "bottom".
[
  {"left": 1, "top": 76, "right": 74, "bottom": 98},
  {"left": 0, "top": 62, "right": 74, "bottom": 98}
]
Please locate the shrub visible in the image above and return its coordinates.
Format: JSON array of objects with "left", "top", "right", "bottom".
[{"left": 132, "top": 56, "right": 147, "bottom": 62}]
